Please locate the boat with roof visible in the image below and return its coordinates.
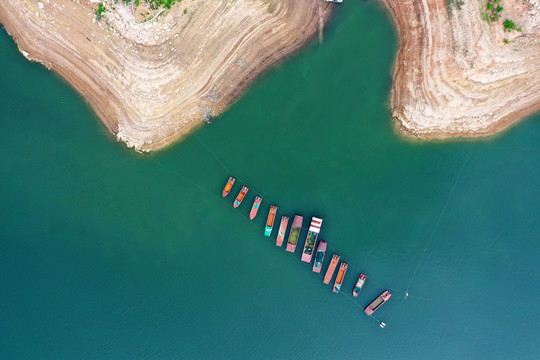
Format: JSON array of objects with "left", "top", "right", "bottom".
[
  {"left": 265, "top": 206, "right": 277, "bottom": 236},
  {"left": 222, "top": 177, "right": 235, "bottom": 197},
  {"left": 323, "top": 254, "right": 340, "bottom": 284},
  {"left": 353, "top": 274, "right": 367, "bottom": 297},
  {"left": 276, "top": 216, "right": 289, "bottom": 246},
  {"left": 250, "top": 196, "right": 262, "bottom": 220},
  {"left": 301, "top": 217, "right": 322, "bottom": 263},
  {"left": 365, "top": 291, "right": 392, "bottom": 315},
  {"left": 312, "top": 240, "right": 327, "bottom": 273},
  {"left": 233, "top": 186, "right": 249, "bottom": 208},
  {"left": 286, "top": 215, "right": 303, "bottom": 252},
  {"left": 333, "top": 262, "right": 348, "bottom": 293}
]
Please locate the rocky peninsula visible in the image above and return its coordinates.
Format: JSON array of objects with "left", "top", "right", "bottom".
[{"left": 1, "top": 0, "right": 539, "bottom": 150}]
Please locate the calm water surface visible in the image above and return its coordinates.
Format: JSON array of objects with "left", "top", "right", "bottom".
[{"left": 1, "top": 2, "right": 540, "bottom": 359}]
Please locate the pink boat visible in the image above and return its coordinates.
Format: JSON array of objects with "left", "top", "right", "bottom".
[
  {"left": 276, "top": 216, "right": 289, "bottom": 247},
  {"left": 301, "top": 217, "right": 322, "bottom": 263},
  {"left": 285, "top": 215, "right": 303, "bottom": 252},
  {"left": 323, "top": 254, "right": 340, "bottom": 284},
  {"left": 222, "top": 177, "right": 235, "bottom": 197},
  {"left": 312, "top": 240, "right": 327, "bottom": 273},
  {"left": 233, "top": 186, "right": 249, "bottom": 208},
  {"left": 353, "top": 274, "right": 367, "bottom": 297},
  {"left": 365, "top": 291, "right": 392, "bottom": 315},
  {"left": 249, "top": 196, "right": 262, "bottom": 220}
]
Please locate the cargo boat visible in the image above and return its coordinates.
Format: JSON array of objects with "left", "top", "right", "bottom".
[
  {"left": 353, "top": 274, "right": 367, "bottom": 297},
  {"left": 250, "top": 196, "right": 262, "bottom": 220},
  {"left": 365, "top": 291, "right": 392, "bottom": 315},
  {"left": 265, "top": 206, "right": 278, "bottom": 236},
  {"left": 312, "top": 240, "right": 327, "bottom": 273},
  {"left": 233, "top": 186, "right": 249, "bottom": 208},
  {"left": 286, "top": 215, "right": 303, "bottom": 252},
  {"left": 276, "top": 216, "right": 289, "bottom": 246},
  {"left": 222, "top": 177, "right": 235, "bottom": 197},
  {"left": 301, "top": 217, "right": 322, "bottom": 263},
  {"left": 323, "top": 254, "right": 340, "bottom": 284},
  {"left": 333, "top": 262, "right": 348, "bottom": 293}
]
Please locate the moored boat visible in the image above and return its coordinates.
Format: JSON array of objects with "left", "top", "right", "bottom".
[
  {"left": 286, "top": 215, "right": 303, "bottom": 252},
  {"left": 276, "top": 216, "right": 289, "bottom": 246},
  {"left": 333, "top": 262, "right": 348, "bottom": 293},
  {"left": 312, "top": 240, "right": 327, "bottom": 273},
  {"left": 265, "top": 206, "right": 278, "bottom": 236},
  {"left": 301, "top": 217, "right": 322, "bottom": 263},
  {"left": 222, "top": 177, "right": 235, "bottom": 197},
  {"left": 323, "top": 254, "right": 340, "bottom": 284},
  {"left": 365, "top": 290, "right": 392, "bottom": 315},
  {"left": 233, "top": 186, "right": 249, "bottom": 208},
  {"left": 353, "top": 274, "right": 367, "bottom": 297},
  {"left": 250, "top": 196, "right": 262, "bottom": 220}
]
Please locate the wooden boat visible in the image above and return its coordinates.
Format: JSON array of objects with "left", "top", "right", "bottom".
[
  {"left": 222, "top": 177, "right": 235, "bottom": 197},
  {"left": 276, "top": 216, "right": 289, "bottom": 246},
  {"left": 250, "top": 196, "right": 262, "bottom": 220},
  {"left": 233, "top": 186, "right": 249, "bottom": 208},
  {"left": 265, "top": 206, "right": 277, "bottom": 236}
]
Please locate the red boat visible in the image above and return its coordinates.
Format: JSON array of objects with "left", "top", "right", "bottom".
[
  {"left": 276, "top": 216, "right": 289, "bottom": 246},
  {"left": 222, "top": 177, "right": 235, "bottom": 197},
  {"left": 365, "top": 291, "right": 391, "bottom": 315},
  {"left": 333, "top": 262, "right": 348, "bottom": 293},
  {"left": 250, "top": 196, "right": 262, "bottom": 220},
  {"left": 353, "top": 274, "right": 366, "bottom": 297},
  {"left": 233, "top": 186, "right": 249, "bottom": 208},
  {"left": 323, "top": 254, "right": 340, "bottom": 284}
]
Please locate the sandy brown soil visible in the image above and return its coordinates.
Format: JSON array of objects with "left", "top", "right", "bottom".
[
  {"left": 383, "top": 0, "right": 540, "bottom": 139},
  {"left": 0, "top": 0, "right": 332, "bottom": 151}
]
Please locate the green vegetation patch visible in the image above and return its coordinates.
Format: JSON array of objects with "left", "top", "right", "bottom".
[
  {"left": 483, "top": 0, "right": 504, "bottom": 23},
  {"left": 96, "top": 2, "right": 107, "bottom": 21},
  {"left": 445, "top": 0, "right": 464, "bottom": 15}
]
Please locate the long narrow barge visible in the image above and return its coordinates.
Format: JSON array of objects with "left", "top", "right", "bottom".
[
  {"left": 365, "top": 291, "right": 392, "bottom": 315},
  {"left": 301, "top": 217, "right": 322, "bottom": 263},
  {"left": 286, "top": 215, "right": 303, "bottom": 252},
  {"left": 312, "top": 240, "right": 327, "bottom": 273},
  {"left": 265, "top": 206, "right": 277, "bottom": 236},
  {"left": 323, "top": 254, "right": 340, "bottom": 284},
  {"left": 276, "top": 216, "right": 289, "bottom": 246}
]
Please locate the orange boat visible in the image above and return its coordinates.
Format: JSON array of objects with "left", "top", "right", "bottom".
[
  {"left": 265, "top": 206, "right": 277, "bottom": 236},
  {"left": 222, "top": 177, "right": 235, "bottom": 197},
  {"left": 276, "top": 216, "right": 289, "bottom": 246},
  {"left": 250, "top": 196, "right": 262, "bottom": 220},
  {"left": 233, "top": 186, "right": 249, "bottom": 208},
  {"left": 333, "top": 262, "right": 348, "bottom": 293},
  {"left": 323, "top": 254, "right": 340, "bottom": 284}
]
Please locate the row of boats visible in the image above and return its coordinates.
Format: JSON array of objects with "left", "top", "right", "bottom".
[{"left": 223, "top": 177, "right": 392, "bottom": 316}]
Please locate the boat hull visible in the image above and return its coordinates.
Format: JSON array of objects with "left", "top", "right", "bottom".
[
  {"left": 233, "top": 186, "right": 249, "bottom": 208},
  {"left": 265, "top": 206, "right": 277, "bottom": 237},
  {"left": 352, "top": 274, "right": 366, "bottom": 297},
  {"left": 249, "top": 197, "right": 262, "bottom": 220},
  {"left": 333, "top": 263, "right": 348, "bottom": 293},
  {"left": 365, "top": 291, "right": 392, "bottom": 315},
  {"left": 312, "top": 240, "right": 327, "bottom": 273},
  {"left": 222, "top": 177, "right": 235, "bottom": 197},
  {"left": 323, "top": 254, "right": 340, "bottom": 284},
  {"left": 286, "top": 215, "right": 303, "bottom": 252},
  {"left": 276, "top": 217, "right": 289, "bottom": 246},
  {"left": 301, "top": 217, "right": 322, "bottom": 263}
]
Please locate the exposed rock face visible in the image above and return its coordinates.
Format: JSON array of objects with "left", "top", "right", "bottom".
[
  {"left": 384, "top": 0, "right": 540, "bottom": 138},
  {"left": 0, "top": 0, "right": 331, "bottom": 151}
]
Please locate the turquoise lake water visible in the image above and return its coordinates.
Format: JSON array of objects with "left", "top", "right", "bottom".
[{"left": 1, "top": 1, "right": 540, "bottom": 359}]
